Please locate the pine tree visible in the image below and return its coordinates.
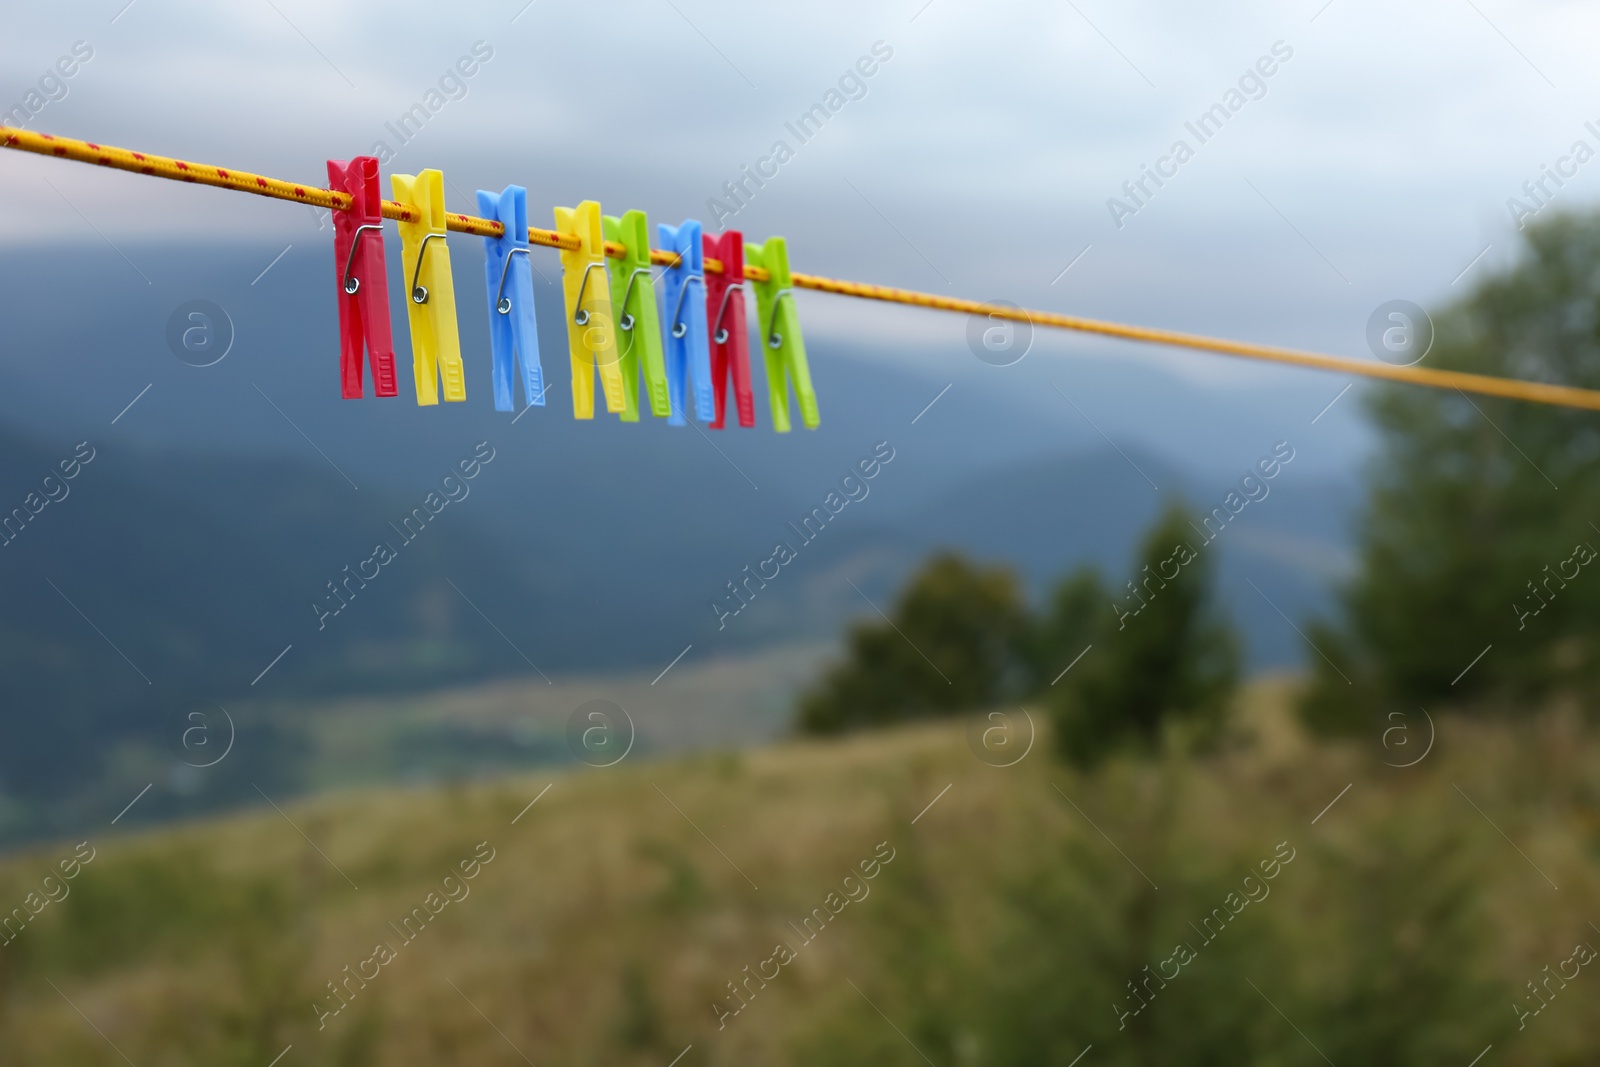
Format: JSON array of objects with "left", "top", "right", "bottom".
[
  {"left": 1050, "top": 502, "right": 1239, "bottom": 768},
  {"left": 1304, "top": 209, "right": 1600, "bottom": 731}
]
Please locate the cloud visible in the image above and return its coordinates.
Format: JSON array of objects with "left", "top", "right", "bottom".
[{"left": 0, "top": 0, "right": 1593, "bottom": 466}]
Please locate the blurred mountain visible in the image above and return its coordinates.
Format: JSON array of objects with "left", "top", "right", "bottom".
[
  {"left": 0, "top": 413, "right": 1354, "bottom": 842},
  {"left": 0, "top": 240, "right": 1360, "bottom": 845},
  {"left": 0, "top": 420, "right": 563, "bottom": 839},
  {"left": 720, "top": 446, "right": 1356, "bottom": 669}
]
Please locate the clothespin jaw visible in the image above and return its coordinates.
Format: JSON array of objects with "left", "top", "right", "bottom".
[
  {"left": 747, "top": 236, "right": 819, "bottom": 432},
  {"left": 554, "top": 201, "right": 624, "bottom": 419},
  {"left": 477, "top": 185, "right": 545, "bottom": 413},
  {"left": 603, "top": 210, "right": 671, "bottom": 422},
  {"left": 658, "top": 219, "right": 714, "bottom": 427},
  {"left": 327, "top": 156, "right": 399, "bottom": 399},
  {"left": 703, "top": 229, "right": 756, "bottom": 429},
  {"left": 391, "top": 169, "right": 465, "bottom": 406}
]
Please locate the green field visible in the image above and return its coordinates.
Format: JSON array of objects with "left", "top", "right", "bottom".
[{"left": 2, "top": 680, "right": 1597, "bottom": 1065}]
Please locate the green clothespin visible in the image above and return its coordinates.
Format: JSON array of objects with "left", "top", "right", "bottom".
[
  {"left": 747, "top": 235, "right": 819, "bottom": 432},
  {"left": 603, "top": 209, "right": 671, "bottom": 421}
]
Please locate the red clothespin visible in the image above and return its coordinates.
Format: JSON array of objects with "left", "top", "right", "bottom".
[
  {"left": 327, "top": 156, "right": 398, "bottom": 398},
  {"left": 703, "top": 230, "right": 755, "bottom": 428}
]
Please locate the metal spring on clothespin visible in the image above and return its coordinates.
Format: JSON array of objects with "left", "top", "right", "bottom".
[
  {"left": 341, "top": 223, "right": 383, "bottom": 294},
  {"left": 410, "top": 232, "right": 446, "bottom": 304},
  {"left": 712, "top": 283, "right": 746, "bottom": 344},
  {"left": 495, "top": 247, "right": 530, "bottom": 314},
  {"left": 670, "top": 271, "right": 704, "bottom": 339},
  {"left": 765, "top": 287, "right": 793, "bottom": 349},
  {"left": 572, "top": 261, "right": 607, "bottom": 325},
  {"left": 617, "top": 267, "right": 652, "bottom": 332}
]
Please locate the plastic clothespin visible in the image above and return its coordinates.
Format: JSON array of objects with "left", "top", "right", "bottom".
[
  {"left": 657, "top": 219, "right": 714, "bottom": 426},
  {"left": 553, "top": 200, "right": 624, "bottom": 419},
  {"left": 390, "top": 169, "right": 465, "bottom": 406},
  {"left": 603, "top": 210, "right": 671, "bottom": 422},
  {"left": 327, "top": 156, "right": 398, "bottom": 399},
  {"left": 747, "top": 236, "right": 819, "bottom": 432},
  {"left": 703, "top": 229, "right": 756, "bottom": 429},
  {"left": 477, "top": 185, "right": 545, "bottom": 412}
]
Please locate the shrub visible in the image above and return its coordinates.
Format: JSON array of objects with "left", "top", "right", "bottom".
[{"left": 798, "top": 553, "right": 1030, "bottom": 733}]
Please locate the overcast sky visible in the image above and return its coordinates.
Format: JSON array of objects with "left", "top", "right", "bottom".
[{"left": 3, "top": 0, "right": 1598, "bottom": 472}]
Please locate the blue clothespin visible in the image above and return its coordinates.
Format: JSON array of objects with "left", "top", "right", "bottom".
[
  {"left": 476, "top": 185, "right": 545, "bottom": 412},
  {"left": 657, "top": 219, "right": 714, "bottom": 426}
]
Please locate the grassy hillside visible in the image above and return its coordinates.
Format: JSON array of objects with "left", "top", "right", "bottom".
[
  {"left": 1, "top": 682, "right": 1598, "bottom": 1065},
  {"left": 60, "top": 643, "right": 830, "bottom": 844},
  {"left": 274, "top": 642, "right": 829, "bottom": 793}
]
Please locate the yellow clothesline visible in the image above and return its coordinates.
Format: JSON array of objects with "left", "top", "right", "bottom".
[{"left": 6, "top": 125, "right": 1600, "bottom": 414}]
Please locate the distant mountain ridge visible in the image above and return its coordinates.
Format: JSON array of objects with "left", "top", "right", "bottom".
[
  {"left": 0, "top": 242, "right": 1362, "bottom": 845},
  {"left": 0, "top": 406, "right": 1356, "bottom": 844}
]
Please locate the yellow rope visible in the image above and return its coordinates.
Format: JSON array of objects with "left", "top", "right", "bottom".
[
  {"left": 6, "top": 125, "right": 1599, "bottom": 414},
  {"left": 790, "top": 274, "right": 1600, "bottom": 412}
]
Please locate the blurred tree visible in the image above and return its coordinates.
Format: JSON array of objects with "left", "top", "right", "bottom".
[
  {"left": 1306, "top": 822, "right": 1512, "bottom": 1064},
  {"left": 978, "top": 837, "right": 1278, "bottom": 1065},
  {"left": 798, "top": 553, "right": 1030, "bottom": 733},
  {"left": 1027, "top": 566, "right": 1106, "bottom": 692},
  {"left": 1304, "top": 210, "right": 1600, "bottom": 733},
  {"left": 1051, "top": 503, "right": 1239, "bottom": 768}
]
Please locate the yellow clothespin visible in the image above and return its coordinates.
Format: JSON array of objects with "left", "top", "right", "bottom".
[
  {"left": 554, "top": 200, "right": 625, "bottom": 418},
  {"left": 391, "top": 168, "right": 465, "bottom": 405}
]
